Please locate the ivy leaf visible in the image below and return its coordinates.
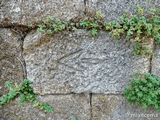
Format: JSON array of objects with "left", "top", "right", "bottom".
[
  {"left": 91, "top": 28, "right": 98, "bottom": 36},
  {"left": 147, "top": 83, "right": 153, "bottom": 88},
  {"left": 142, "top": 103, "right": 147, "bottom": 108},
  {"left": 137, "top": 92, "right": 143, "bottom": 98},
  {"left": 41, "top": 102, "right": 53, "bottom": 112},
  {"left": 46, "top": 29, "right": 52, "bottom": 34},
  {"left": 154, "top": 104, "right": 159, "bottom": 109},
  {"left": 5, "top": 81, "right": 13, "bottom": 88}
]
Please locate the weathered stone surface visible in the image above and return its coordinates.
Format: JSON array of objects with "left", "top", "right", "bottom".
[
  {"left": 92, "top": 94, "right": 159, "bottom": 120},
  {"left": 0, "top": 0, "right": 84, "bottom": 26},
  {"left": 151, "top": 44, "right": 160, "bottom": 77},
  {"left": 24, "top": 30, "right": 152, "bottom": 94},
  {"left": 87, "top": 0, "right": 160, "bottom": 21},
  {"left": 1, "top": 1, "right": 160, "bottom": 119},
  {"left": 0, "top": 94, "right": 91, "bottom": 120},
  {"left": 0, "top": 28, "right": 24, "bottom": 95}
]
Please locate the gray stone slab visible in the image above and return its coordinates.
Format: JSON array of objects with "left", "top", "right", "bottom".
[
  {"left": 0, "top": 28, "right": 24, "bottom": 95},
  {"left": 92, "top": 94, "right": 160, "bottom": 120},
  {"left": 87, "top": 0, "right": 160, "bottom": 21},
  {"left": 23, "top": 30, "right": 152, "bottom": 94},
  {"left": 0, "top": 0, "right": 84, "bottom": 26},
  {"left": 0, "top": 93, "right": 91, "bottom": 120},
  {"left": 151, "top": 45, "right": 160, "bottom": 77}
]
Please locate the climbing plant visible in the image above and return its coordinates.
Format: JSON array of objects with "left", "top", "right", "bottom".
[
  {"left": 28, "top": 5, "right": 160, "bottom": 56},
  {"left": 0, "top": 79, "right": 53, "bottom": 112},
  {"left": 123, "top": 72, "right": 160, "bottom": 112}
]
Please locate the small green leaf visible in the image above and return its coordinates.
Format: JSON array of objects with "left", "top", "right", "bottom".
[
  {"left": 72, "top": 27, "right": 77, "bottom": 31},
  {"left": 46, "top": 29, "right": 52, "bottom": 34},
  {"left": 70, "top": 116, "right": 77, "bottom": 120},
  {"left": 90, "top": 28, "right": 98, "bottom": 36},
  {"left": 142, "top": 103, "right": 147, "bottom": 108},
  {"left": 5, "top": 81, "right": 13, "bottom": 88},
  {"left": 28, "top": 23, "right": 33, "bottom": 28}
]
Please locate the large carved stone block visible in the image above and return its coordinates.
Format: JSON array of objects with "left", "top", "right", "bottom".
[{"left": 24, "top": 30, "right": 152, "bottom": 94}]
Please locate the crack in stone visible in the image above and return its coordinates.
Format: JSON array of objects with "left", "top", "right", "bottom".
[
  {"left": 149, "top": 54, "right": 153, "bottom": 73},
  {"left": 10, "top": 26, "right": 30, "bottom": 79},
  {"left": 16, "top": 56, "right": 27, "bottom": 79},
  {"left": 38, "top": 92, "right": 86, "bottom": 96},
  {"left": 149, "top": 44, "right": 155, "bottom": 73},
  {"left": 84, "top": 0, "right": 88, "bottom": 15},
  {"left": 21, "top": 39, "right": 27, "bottom": 79},
  {"left": 90, "top": 93, "right": 92, "bottom": 120}
]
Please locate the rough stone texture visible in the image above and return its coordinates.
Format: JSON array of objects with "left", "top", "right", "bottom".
[
  {"left": 151, "top": 44, "right": 160, "bottom": 77},
  {"left": 92, "top": 94, "right": 160, "bottom": 120},
  {"left": 87, "top": 0, "right": 160, "bottom": 21},
  {"left": 0, "top": 28, "right": 24, "bottom": 95},
  {"left": 23, "top": 30, "right": 152, "bottom": 94},
  {"left": 0, "top": 94, "right": 91, "bottom": 120},
  {"left": 1, "top": 0, "right": 159, "bottom": 119},
  {"left": 0, "top": 0, "right": 84, "bottom": 26}
]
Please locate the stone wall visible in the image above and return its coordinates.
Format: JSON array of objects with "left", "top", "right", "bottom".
[{"left": 0, "top": 0, "right": 160, "bottom": 120}]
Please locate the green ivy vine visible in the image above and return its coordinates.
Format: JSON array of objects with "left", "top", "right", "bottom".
[
  {"left": 0, "top": 79, "right": 53, "bottom": 112},
  {"left": 123, "top": 72, "right": 160, "bottom": 111},
  {"left": 28, "top": 5, "right": 160, "bottom": 56}
]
